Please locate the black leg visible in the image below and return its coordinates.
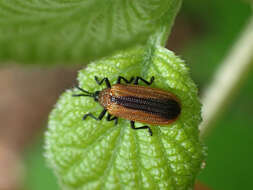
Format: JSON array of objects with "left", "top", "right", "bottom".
[
  {"left": 117, "top": 76, "right": 135, "bottom": 84},
  {"left": 83, "top": 109, "right": 107, "bottom": 121},
  {"left": 83, "top": 113, "right": 98, "bottom": 120},
  {"left": 107, "top": 114, "right": 118, "bottom": 125},
  {"left": 134, "top": 76, "right": 155, "bottom": 85},
  {"left": 94, "top": 76, "right": 111, "bottom": 88},
  {"left": 130, "top": 121, "right": 153, "bottom": 136}
]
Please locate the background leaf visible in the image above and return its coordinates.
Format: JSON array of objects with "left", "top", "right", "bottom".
[
  {"left": 0, "top": 0, "right": 181, "bottom": 64},
  {"left": 45, "top": 46, "right": 205, "bottom": 190}
]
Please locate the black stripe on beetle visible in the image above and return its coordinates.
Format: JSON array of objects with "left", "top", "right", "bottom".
[
  {"left": 110, "top": 96, "right": 180, "bottom": 120},
  {"left": 73, "top": 76, "right": 181, "bottom": 136}
]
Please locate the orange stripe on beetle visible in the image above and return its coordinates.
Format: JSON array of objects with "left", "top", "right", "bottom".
[{"left": 73, "top": 76, "right": 181, "bottom": 136}]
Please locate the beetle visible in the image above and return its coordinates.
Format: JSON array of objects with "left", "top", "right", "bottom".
[{"left": 73, "top": 76, "right": 181, "bottom": 136}]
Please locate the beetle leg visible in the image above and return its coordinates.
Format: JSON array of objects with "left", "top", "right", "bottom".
[
  {"left": 94, "top": 76, "right": 111, "bottom": 88},
  {"left": 83, "top": 109, "right": 107, "bottom": 121},
  {"left": 116, "top": 76, "right": 135, "bottom": 84},
  {"left": 83, "top": 113, "right": 98, "bottom": 120},
  {"left": 134, "top": 76, "right": 155, "bottom": 85},
  {"left": 130, "top": 121, "right": 153, "bottom": 136},
  {"left": 106, "top": 114, "right": 118, "bottom": 125}
]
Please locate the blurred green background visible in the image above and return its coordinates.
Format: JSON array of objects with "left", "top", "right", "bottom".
[{"left": 24, "top": 0, "right": 253, "bottom": 190}]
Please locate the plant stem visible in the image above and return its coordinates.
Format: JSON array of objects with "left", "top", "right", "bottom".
[
  {"left": 149, "top": 0, "right": 182, "bottom": 46},
  {"left": 142, "top": 1, "right": 182, "bottom": 73},
  {"left": 199, "top": 15, "right": 253, "bottom": 140}
]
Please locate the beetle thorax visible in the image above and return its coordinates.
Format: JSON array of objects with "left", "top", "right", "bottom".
[{"left": 98, "top": 88, "right": 111, "bottom": 108}]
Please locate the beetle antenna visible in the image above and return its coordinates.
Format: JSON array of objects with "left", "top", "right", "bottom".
[{"left": 72, "top": 86, "right": 94, "bottom": 97}]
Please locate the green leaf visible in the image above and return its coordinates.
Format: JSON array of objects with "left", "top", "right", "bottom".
[
  {"left": 0, "top": 0, "right": 181, "bottom": 64},
  {"left": 45, "top": 46, "right": 205, "bottom": 190}
]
